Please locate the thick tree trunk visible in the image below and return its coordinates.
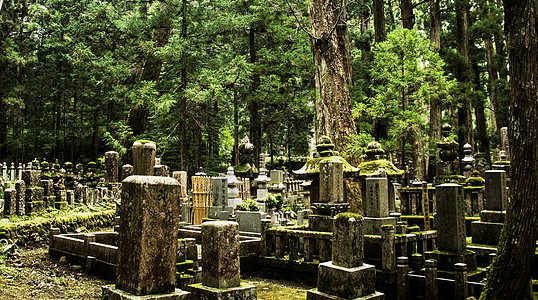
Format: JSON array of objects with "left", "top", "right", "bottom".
[
  {"left": 484, "top": 36, "right": 500, "bottom": 134},
  {"left": 179, "top": 0, "right": 188, "bottom": 171},
  {"left": 472, "top": 62, "right": 492, "bottom": 167},
  {"left": 400, "top": 0, "right": 414, "bottom": 29},
  {"left": 308, "top": 0, "right": 357, "bottom": 152},
  {"left": 248, "top": 25, "right": 261, "bottom": 166},
  {"left": 373, "top": 0, "right": 386, "bottom": 43},
  {"left": 455, "top": 0, "right": 474, "bottom": 169},
  {"left": 480, "top": 1, "right": 538, "bottom": 299}
]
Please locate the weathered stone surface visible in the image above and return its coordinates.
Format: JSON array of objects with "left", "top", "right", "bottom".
[
  {"left": 186, "top": 283, "right": 257, "bottom": 300},
  {"left": 362, "top": 217, "right": 396, "bottom": 235},
  {"left": 484, "top": 170, "right": 507, "bottom": 211},
  {"left": 471, "top": 221, "right": 504, "bottom": 245},
  {"left": 15, "top": 180, "right": 26, "bottom": 215},
  {"left": 364, "top": 177, "right": 389, "bottom": 218},
  {"left": 116, "top": 175, "right": 180, "bottom": 296},
  {"left": 101, "top": 286, "right": 190, "bottom": 300},
  {"left": 132, "top": 141, "right": 156, "bottom": 176},
  {"left": 317, "top": 262, "right": 376, "bottom": 299},
  {"left": 40, "top": 180, "right": 53, "bottom": 196},
  {"left": 435, "top": 184, "right": 466, "bottom": 251},
  {"left": 319, "top": 160, "right": 344, "bottom": 203},
  {"left": 211, "top": 177, "right": 228, "bottom": 207},
  {"left": 104, "top": 151, "right": 120, "bottom": 182},
  {"left": 201, "top": 221, "right": 240, "bottom": 289},
  {"left": 4, "top": 189, "right": 16, "bottom": 215},
  {"left": 66, "top": 190, "right": 75, "bottom": 206},
  {"left": 479, "top": 210, "right": 505, "bottom": 223},
  {"left": 121, "top": 164, "right": 134, "bottom": 181},
  {"left": 22, "top": 169, "right": 41, "bottom": 187},
  {"left": 332, "top": 213, "right": 364, "bottom": 268},
  {"left": 0, "top": 199, "right": 4, "bottom": 217}
]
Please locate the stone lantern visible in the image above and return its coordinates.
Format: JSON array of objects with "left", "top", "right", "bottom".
[
  {"left": 226, "top": 166, "right": 243, "bottom": 207},
  {"left": 461, "top": 143, "right": 475, "bottom": 177}
]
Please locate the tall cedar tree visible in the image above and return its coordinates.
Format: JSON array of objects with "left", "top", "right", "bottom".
[
  {"left": 308, "top": 0, "right": 357, "bottom": 152},
  {"left": 480, "top": 0, "right": 538, "bottom": 299}
]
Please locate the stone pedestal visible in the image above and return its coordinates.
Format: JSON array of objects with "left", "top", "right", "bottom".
[
  {"left": 186, "top": 221, "right": 256, "bottom": 299},
  {"left": 471, "top": 170, "right": 508, "bottom": 245},
  {"left": 307, "top": 213, "right": 384, "bottom": 300},
  {"left": 433, "top": 184, "right": 476, "bottom": 272},
  {"left": 114, "top": 176, "right": 180, "bottom": 296},
  {"left": 362, "top": 177, "right": 395, "bottom": 235}
]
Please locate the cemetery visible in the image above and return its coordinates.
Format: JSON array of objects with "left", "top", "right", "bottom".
[
  {"left": 1, "top": 1, "right": 537, "bottom": 299},
  {"left": 0, "top": 126, "right": 532, "bottom": 299}
]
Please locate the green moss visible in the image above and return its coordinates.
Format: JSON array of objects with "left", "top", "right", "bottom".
[
  {"left": 493, "top": 161, "right": 510, "bottom": 166},
  {"left": 466, "top": 177, "right": 485, "bottom": 184},
  {"left": 430, "top": 249, "right": 475, "bottom": 256},
  {"left": 358, "top": 160, "right": 404, "bottom": 177},
  {"left": 335, "top": 212, "right": 362, "bottom": 223},
  {"left": 134, "top": 139, "right": 155, "bottom": 144},
  {"left": 300, "top": 156, "right": 358, "bottom": 175},
  {"left": 233, "top": 164, "right": 252, "bottom": 173},
  {"left": 438, "top": 175, "right": 465, "bottom": 179},
  {"left": 381, "top": 224, "right": 394, "bottom": 230}
]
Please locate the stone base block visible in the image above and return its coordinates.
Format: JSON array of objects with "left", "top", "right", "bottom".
[
  {"left": 0, "top": 199, "right": 4, "bottom": 216},
  {"left": 362, "top": 217, "right": 396, "bottom": 235},
  {"left": 309, "top": 215, "right": 334, "bottom": 232},
  {"left": 54, "top": 201, "right": 68, "bottom": 210},
  {"left": 479, "top": 210, "right": 505, "bottom": 223},
  {"left": 186, "top": 283, "right": 256, "bottom": 300},
  {"left": 318, "top": 262, "right": 377, "bottom": 298},
  {"left": 25, "top": 201, "right": 45, "bottom": 214},
  {"left": 307, "top": 289, "right": 384, "bottom": 300},
  {"left": 471, "top": 221, "right": 503, "bottom": 245},
  {"left": 101, "top": 286, "right": 190, "bottom": 300},
  {"left": 430, "top": 249, "right": 477, "bottom": 272}
]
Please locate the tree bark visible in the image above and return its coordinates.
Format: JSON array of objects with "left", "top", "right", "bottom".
[
  {"left": 308, "top": 0, "right": 357, "bottom": 152},
  {"left": 480, "top": 1, "right": 538, "bottom": 299},
  {"left": 400, "top": 0, "right": 414, "bottom": 29},
  {"left": 455, "top": 0, "right": 474, "bottom": 169},
  {"left": 179, "top": 0, "right": 188, "bottom": 171},
  {"left": 373, "top": 0, "right": 386, "bottom": 43},
  {"left": 248, "top": 25, "right": 261, "bottom": 166}
]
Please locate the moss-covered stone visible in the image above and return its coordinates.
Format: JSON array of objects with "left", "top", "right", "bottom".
[{"left": 335, "top": 212, "right": 363, "bottom": 223}]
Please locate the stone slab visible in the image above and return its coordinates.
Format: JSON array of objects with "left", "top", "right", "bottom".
[
  {"left": 480, "top": 210, "right": 505, "bottom": 223},
  {"left": 236, "top": 211, "right": 265, "bottom": 233},
  {"left": 430, "top": 249, "right": 477, "bottom": 272},
  {"left": 317, "top": 261, "right": 377, "bottom": 299},
  {"left": 364, "top": 177, "right": 389, "bottom": 218},
  {"left": 471, "top": 221, "right": 504, "bottom": 246},
  {"left": 362, "top": 217, "right": 396, "bottom": 235},
  {"left": 101, "top": 286, "right": 190, "bottom": 300},
  {"left": 307, "top": 289, "right": 384, "bottom": 300},
  {"left": 185, "top": 283, "right": 257, "bottom": 300}
]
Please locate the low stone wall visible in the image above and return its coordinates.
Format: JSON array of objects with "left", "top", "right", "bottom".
[{"left": 0, "top": 210, "right": 115, "bottom": 244}]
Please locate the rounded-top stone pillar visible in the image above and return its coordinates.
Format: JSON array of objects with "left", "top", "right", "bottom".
[{"left": 132, "top": 140, "right": 156, "bottom": 176}]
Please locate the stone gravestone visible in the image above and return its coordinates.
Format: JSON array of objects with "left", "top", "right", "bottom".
[
  {"left": 432, "top": 184, "right": 477, "bottom": 272},
  {"left": 121, "top": 164, "right": 134, "bottom": 181},
  {"left": 307, "top": 213, "right": 384, "bottom": 299},
  {"left": 104, "top": 151, "right": 119, "bottom": 182},
  {"left": 22, "top": 167, "right": 40, "bottom": 187},
  {"left": 362, "top": 177, "right": 396, "bottom": 235},
  {"left": 209, "top": 177, "right": 227, "bottom": 219},
  {"left": 15, "top": 180, "right": 25, "bottom": 215},
  {"left": 4, "top": 189, "right": 17, "bottom": 215},
  {"left": 471, "top": 170, "right": 508, "bottom": 245},
  {"left": 132, "top": 141, "right": 156, "bottom": 176},
  {"left": 102, "top": 175, "right": 189, "bottom": 299},
  {"left": 186, "top": 221, "right": 256, "bottom": 299}
]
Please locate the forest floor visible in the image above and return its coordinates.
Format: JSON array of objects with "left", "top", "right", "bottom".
[{"left": 0, "top": 244, "right": 311, "bottom": 300}]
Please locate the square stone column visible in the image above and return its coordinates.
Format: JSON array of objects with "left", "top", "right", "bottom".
[
  {"left": 104, "top": 151, "right": 119, "bottom": 182},
  {"left": 186, "top": 221, "right": 256, "bottom": 299},
  {"left": 115, "top": 175, "right": 181, "bottom": 296},
  {"left": 319, "top": 160, "right": 344, "bottom": 203}
]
